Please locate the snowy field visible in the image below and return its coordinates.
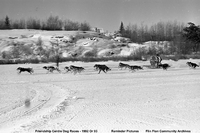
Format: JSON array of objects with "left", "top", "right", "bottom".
[{"left": 0, "top": 59, "right": 200, "bottom": 133}]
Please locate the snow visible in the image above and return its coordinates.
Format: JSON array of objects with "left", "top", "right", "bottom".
[{"left": 0, "top": 60, "right": 200, "bottom": 133}]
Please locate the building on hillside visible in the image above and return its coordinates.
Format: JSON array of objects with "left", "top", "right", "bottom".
[{"left": 92, "top": 27, "right": 104, "bottom": 33}]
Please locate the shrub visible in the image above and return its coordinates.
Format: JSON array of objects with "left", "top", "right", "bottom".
[
  {"left": 29, "top": 58, "right": 40, "bottom": 63},
  {"left": 1, "top": 51, "right": 12, "bottom": 59},
  {"left": 11, "top": 46, "right": 21, "bottom": 58},
  {"left": 21, "top": 44, "right": 33, "bottom": 56},
  {"left": 162, "top": 54, "right": 188, "bottom": 61},
  {"left": 0, "top": 59, "right": 14, "bottom": 64},
  {"left": 34, "top": 37, "right": 45, "bottom": 57},
  {"left": 4, "top": 42, "right": 34, "bottom": 59},
  {"left": 131, "top": 48, "right": 146, "bottom": 60},
  {"left": 187, "top": 54, "right": 200, "bottom": 59}
]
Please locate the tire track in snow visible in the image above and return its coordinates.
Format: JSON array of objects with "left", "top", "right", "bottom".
[
  {"left": 0, "top": 83, "right": 70, "bottom": 132},
  {"left": 0, "top": 84, "right": 52, "bottom": 126}
]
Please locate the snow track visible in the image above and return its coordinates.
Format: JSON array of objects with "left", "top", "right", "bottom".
[
  {"left": 0, "top": 61, "right": 200, "bottom": 133},
  {"left": 0, "top": 83, "right": 69, "bottom": 133}
]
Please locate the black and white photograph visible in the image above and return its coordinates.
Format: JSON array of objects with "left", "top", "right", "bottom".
[{"left": 0, "top": 0, "right": 200, "bottom": 133}]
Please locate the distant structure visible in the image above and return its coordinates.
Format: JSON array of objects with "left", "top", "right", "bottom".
[{"left": 92, "top": 27, "right": 104, "bottom": 33}]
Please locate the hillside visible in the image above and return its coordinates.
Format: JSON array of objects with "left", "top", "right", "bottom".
[{"left": 0, "top": 30, "right": 171, "bottom": 61}]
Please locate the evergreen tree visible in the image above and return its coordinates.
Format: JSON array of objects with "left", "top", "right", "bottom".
[
  {"left": 182, "top": 22, "right": 200, "bottom": 53},
  {"left": 119, "top": 21, "right": 125, "bottom": 35},
  {"left": 5, "top": 15, "right": 10, "bottom": 29}
]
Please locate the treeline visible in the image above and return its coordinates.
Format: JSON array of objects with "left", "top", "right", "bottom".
[
  {"left": 119, "top": 21, "right": 200, "bottom": 54},
  {"left": 0, "top": 15, "right": 91, "bottom": 31},
  {"left": 119, "top": 21, "right": 186, "bottom": 43},
  {"left": 1, "top": 14, "right": 200, "bottom": 56}
]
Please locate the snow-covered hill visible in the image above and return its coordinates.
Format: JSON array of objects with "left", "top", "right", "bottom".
[{"left": 0, "top": 30, "right": 172, "bottom": 60}]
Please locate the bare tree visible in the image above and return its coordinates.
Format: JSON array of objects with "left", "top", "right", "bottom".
[
  {"left": 49, "top": 39, "right": 62, "bottom": 67},
  {"left": 35, "top": 37, "right": 45, "bottom": 58}
]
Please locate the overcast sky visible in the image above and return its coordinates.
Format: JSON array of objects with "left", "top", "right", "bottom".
[{"left": 0, "top": 0, "right": 200, "bottom": 32}]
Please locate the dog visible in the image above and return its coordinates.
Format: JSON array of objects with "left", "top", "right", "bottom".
[
  {"left": 158, "top": 63, "right": 170, "bottom": 70},
  {"left": 128, "top": 65, "right": 143, "bottom": 72},
  {"left": 43, "top": 66, "right": 61, "bottom": 73},
  {"left": 17, "top": 67, "right": 34, "bottom": 74},
  {"left": 69, "top": 65, "right": 85, "bottom": 74},
  {"left": 64, "top": 66, "right": 71, "bottom": 73},
  {"left": 94, "top": 64, "right": 111, "bottom": 74},
  {"left": 186, "top": 62, "right": 199, "bottom": 69},
  {"left": 118, "top": 62, "right": 130, "bottom": 70}
]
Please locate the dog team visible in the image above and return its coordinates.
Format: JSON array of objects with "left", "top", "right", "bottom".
[{"left": 16, "top": 61, "right": 199, "bottom": 74}]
